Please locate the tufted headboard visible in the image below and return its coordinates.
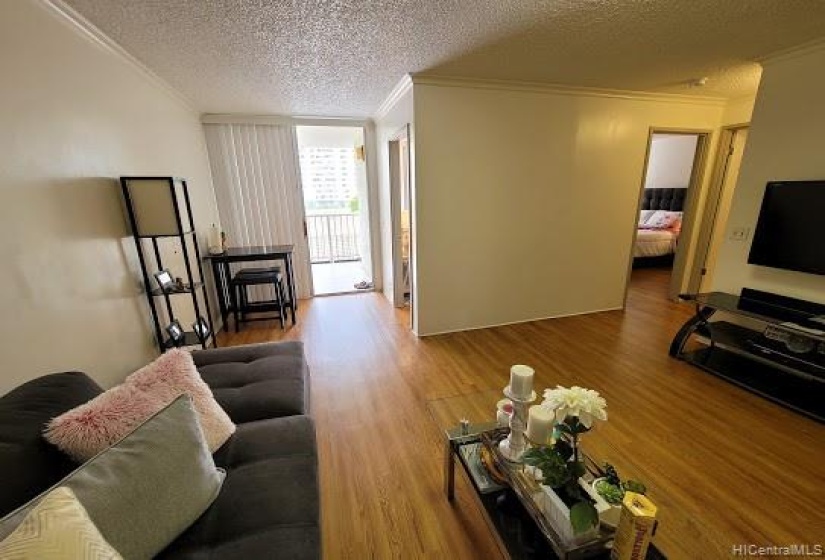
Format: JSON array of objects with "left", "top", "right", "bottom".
[{"left": 641, "top": 187, "right": 686, "bottom": 211}]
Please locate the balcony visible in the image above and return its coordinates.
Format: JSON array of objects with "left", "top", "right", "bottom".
[
  {"left": 307, "top": 213, "right": 370, "bottom": 294},
  {"left": 306, "top": 213, "right": 361, "bottom": 264}
]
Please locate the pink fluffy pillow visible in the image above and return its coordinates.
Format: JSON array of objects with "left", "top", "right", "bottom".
[
  {"left": 45, "top": 350, "right": 235, "bottom": 462},
  {"left": 125, "top": 349, "right": 235, "bottom": 452},
  {"left": 43, "top": 384, "right": 165, "bottom": 462}
]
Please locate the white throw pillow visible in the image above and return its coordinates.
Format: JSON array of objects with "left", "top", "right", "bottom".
[{"left": 0, "top": 487, "right": 123, "bottom": 559}]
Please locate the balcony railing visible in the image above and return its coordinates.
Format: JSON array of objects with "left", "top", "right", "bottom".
[{"left": 306, "top": 213, "right": 361, "bottom": 264}]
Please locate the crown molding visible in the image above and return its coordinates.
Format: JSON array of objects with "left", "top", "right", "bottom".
[
  {"left": 39, "top": 0, "right": 195, "bottom": 112},
  {"left": 758, "top": 36, "right": 825, "bottom": 67},
  {"left": 201, "top": 114, "right": 369, "bottom": 127},
  {"left": 374, "top": 74, "right": 414, "bottom": 120},
  {"left": 410, "top": 74, "right": 728, "bottom": 107},
  {"left": 725, "top": 92, "right": 757, "bottom": 105}
]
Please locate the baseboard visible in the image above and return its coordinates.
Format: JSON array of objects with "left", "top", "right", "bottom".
[{"left": 418, "top": 306, "right": 624, "bottom": 337}]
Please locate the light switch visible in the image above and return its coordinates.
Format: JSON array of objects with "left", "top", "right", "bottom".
[{"left": 730, "top": 226, "right": 750, "bottom": 241}]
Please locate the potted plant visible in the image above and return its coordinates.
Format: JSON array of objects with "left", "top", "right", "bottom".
[
  {"left": 587, "top": 463, "right": 647, "bottom": 527},
  {"left": 523, "top": 385, "right": 607, "bottom": 544}
]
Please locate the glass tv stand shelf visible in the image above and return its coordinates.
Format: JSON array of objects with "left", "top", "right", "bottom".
[{"left": 671, "top": 292, "right": 825, "bottom": 422}]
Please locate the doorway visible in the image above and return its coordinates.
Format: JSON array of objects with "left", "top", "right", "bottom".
[
  {"left": 296, "top": 126, "right": 374, "bottom": 296},
  {"left": 627, "top": 129, "right": 710, "bottom": 301},
  {"left": 389, "top": 126, "right": 413, "bottom": 324},
  {"left": 689, "top": 125, "right": 749, "bottom": 293}
]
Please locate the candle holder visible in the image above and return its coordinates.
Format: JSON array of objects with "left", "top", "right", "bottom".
[{"left": 499, "top": 385, "right": 536, "bottom": 462}]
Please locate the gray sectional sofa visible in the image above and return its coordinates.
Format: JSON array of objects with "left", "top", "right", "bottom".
[{"left": 0, "top": 341, "right": 320, "bottom": 559}]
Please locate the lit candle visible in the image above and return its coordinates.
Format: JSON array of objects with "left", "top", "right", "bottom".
[
  {"left": 526, "top": 405, "right": 555, "bottom": 445},
  {"left": 509, "top": 365, "right": 534, "bottom": 399}
]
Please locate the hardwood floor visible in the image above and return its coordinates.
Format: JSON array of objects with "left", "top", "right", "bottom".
[{"left": 218, "top": 269, "right": 825, "bottom": 559}]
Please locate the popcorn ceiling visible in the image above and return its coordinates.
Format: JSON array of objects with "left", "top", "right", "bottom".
[{"left": 64, "top": 0, "right": 825, "bottom": 117}]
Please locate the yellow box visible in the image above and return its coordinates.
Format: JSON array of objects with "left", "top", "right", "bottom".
[{"left": 610, "top": 492, "right": 658, "bottom": 560}]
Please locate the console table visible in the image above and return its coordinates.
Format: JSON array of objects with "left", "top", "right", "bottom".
[{"left": 671, "top": 292, "right": 825, "bottom": 422}]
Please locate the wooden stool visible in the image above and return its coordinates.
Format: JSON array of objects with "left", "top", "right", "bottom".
[{"left": 229, "top": 267, "right": 287, "bottom": 331}]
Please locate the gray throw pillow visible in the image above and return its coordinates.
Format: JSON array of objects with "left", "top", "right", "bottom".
[{"left": 0, "top": 395, "right": 225, "bottom": 560}]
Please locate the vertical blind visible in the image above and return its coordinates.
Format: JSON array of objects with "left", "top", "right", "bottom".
[{"left": 203, "top": 123, "right": 311, "bottom": 299}]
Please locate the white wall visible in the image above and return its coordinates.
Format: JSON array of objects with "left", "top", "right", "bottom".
[
  {"left": 374, "top": 84, "right": 414, "bottom": 307},
  {"left": 712, "top": 46, "right": 825, "bottom": 302},
  {"left": 412, "top": 82, "right": 724, "bottom": 335},
  {"left": 644, "top": 134, "right": 698, "bottom": 189},
  {"left": 0, "top": 0, "right": 218, "bottom": 393}
]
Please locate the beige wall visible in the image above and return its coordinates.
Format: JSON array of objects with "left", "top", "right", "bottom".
[
  {"left": 374, "top": 85, "right": 414, "bottom": 308},
  {"left": 721, "top": 95, "right": 756, "bottom": 126},
  {"left": 644, "top": 134, "right": 699, "bottom": 189},
  {"left": 0, "top": 0, "right": 218, "bottom": 393},
  {"left": 413, "top": 83, "right": 724, "bottom": 335},
  {"left": 712, "top": 46, "right": 825, "bottom": 302}
]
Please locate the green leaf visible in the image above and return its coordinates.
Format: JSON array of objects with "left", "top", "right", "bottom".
[
  {"left": 569, "top": 460, "right": 586, "bottom": 479},
  {"left": 570, "top": 501, "right": 600, "bottom": 534},
  {"left": 623, "top": 480, "right": 647, "bottom": 495},
  {"left": 595, "top": 480, "right": 624, "bottom": 505},
  {"left": 523, "top": 447, "right": 570, "bottom": 488}
]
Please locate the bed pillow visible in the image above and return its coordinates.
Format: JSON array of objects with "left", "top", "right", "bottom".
[
  {"left": 638, "top": 210, "right": 656, "bottom": 227},
  {"left": 643, "top": 210, "right": 682, "bottom": 230},
  {"left": 2, "top": 396, "right": 225, "bottom": 560},
  {"left": 0, "top": 487, "right": 122, "bottom": 559},
  {"left": 45, "top": 350, "right": 235, "bottom": 462}
]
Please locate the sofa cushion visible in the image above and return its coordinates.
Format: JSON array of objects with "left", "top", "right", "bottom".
[
  {"left": 193, "top": 342, "right": 309, "bottom": 422},
  {"left": 158, "top": 415, "right": 319, "bottom": 560},
  {"left": 0, "top": 372, "right": 103, "bottom": 517},
  {"left": 0, "top": 396, "right": 226, "bottom": 560}
]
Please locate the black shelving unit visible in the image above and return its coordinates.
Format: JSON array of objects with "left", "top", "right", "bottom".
[{"left": 120, "top": 176, "right": 216, "bottom": 351}]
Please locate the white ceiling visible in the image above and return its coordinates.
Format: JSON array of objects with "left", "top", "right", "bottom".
[{"left": 63, "top": 0, "right": 825, "bottom": 117}]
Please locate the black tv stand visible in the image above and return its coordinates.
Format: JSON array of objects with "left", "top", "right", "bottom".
[{"left": 671, "top": 292, "right": 825, "bottom": 423}]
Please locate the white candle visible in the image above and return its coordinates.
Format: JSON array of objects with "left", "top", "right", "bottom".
[
  {"left": 496, "top": 399, "right": 513, "bottom": 427},
  {"left": 509, "top": 364, "right": 534, "bottom": 398},
  {"left": 207, "top": 224, "right": 222, "bottom": 253},
  {"left": 526, "top": 405, "right": 555, "bottom": 445}
]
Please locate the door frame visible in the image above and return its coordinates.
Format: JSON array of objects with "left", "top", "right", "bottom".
[
  {"left": 624, "top": 127, "right": 713, "bottom": 303},
  {"left": 687, "top": 123, "right": 750, "bottom": 294},
  {"left": 288, "top": 125, "right": 315, "bottom": 297},
  {"left": 389, "top": 125, "right": 413, "bottom": 319},
  {"left": 293, "top": 123, "right": 378, "bottom": 297}
]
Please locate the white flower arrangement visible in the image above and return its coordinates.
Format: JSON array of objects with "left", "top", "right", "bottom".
[
  {"left": 542, "top": 385, "right": 608, "bottom": 429},
  {"left": 526, "top": 384, "right": 608, "bottom": 535}
]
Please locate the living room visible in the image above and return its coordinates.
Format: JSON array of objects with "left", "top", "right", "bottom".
[{"left": 1, "top": 1, "right": 825, "bottom": 559}]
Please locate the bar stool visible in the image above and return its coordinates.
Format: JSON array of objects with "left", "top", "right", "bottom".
[{"left": 229, "top": 267, "right": 287, "bottom": 331}]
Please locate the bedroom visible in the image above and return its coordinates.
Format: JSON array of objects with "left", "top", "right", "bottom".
[{"left": 631, "top": 132, "right": 705, "bottom": 301}]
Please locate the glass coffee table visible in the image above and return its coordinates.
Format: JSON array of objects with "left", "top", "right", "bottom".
[{"left": 427, "top": 390, "right": 666, "bottom": 560}]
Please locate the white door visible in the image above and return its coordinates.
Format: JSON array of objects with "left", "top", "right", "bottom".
[{"left": 389, "top": 126, "right": 412, "bottom": 311}]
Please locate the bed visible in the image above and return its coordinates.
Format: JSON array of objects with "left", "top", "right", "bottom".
[{"left": 633, "top": 187, "right": 686, "bottom": 266}]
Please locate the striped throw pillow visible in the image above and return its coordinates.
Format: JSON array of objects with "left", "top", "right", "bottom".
[{"left": 0, "top": 487, "right": 121, "bottom": 559}]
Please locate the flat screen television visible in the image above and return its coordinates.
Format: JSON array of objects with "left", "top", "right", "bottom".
[{"left": 748, "top": 180, "right": 825, "bottom": 275}]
